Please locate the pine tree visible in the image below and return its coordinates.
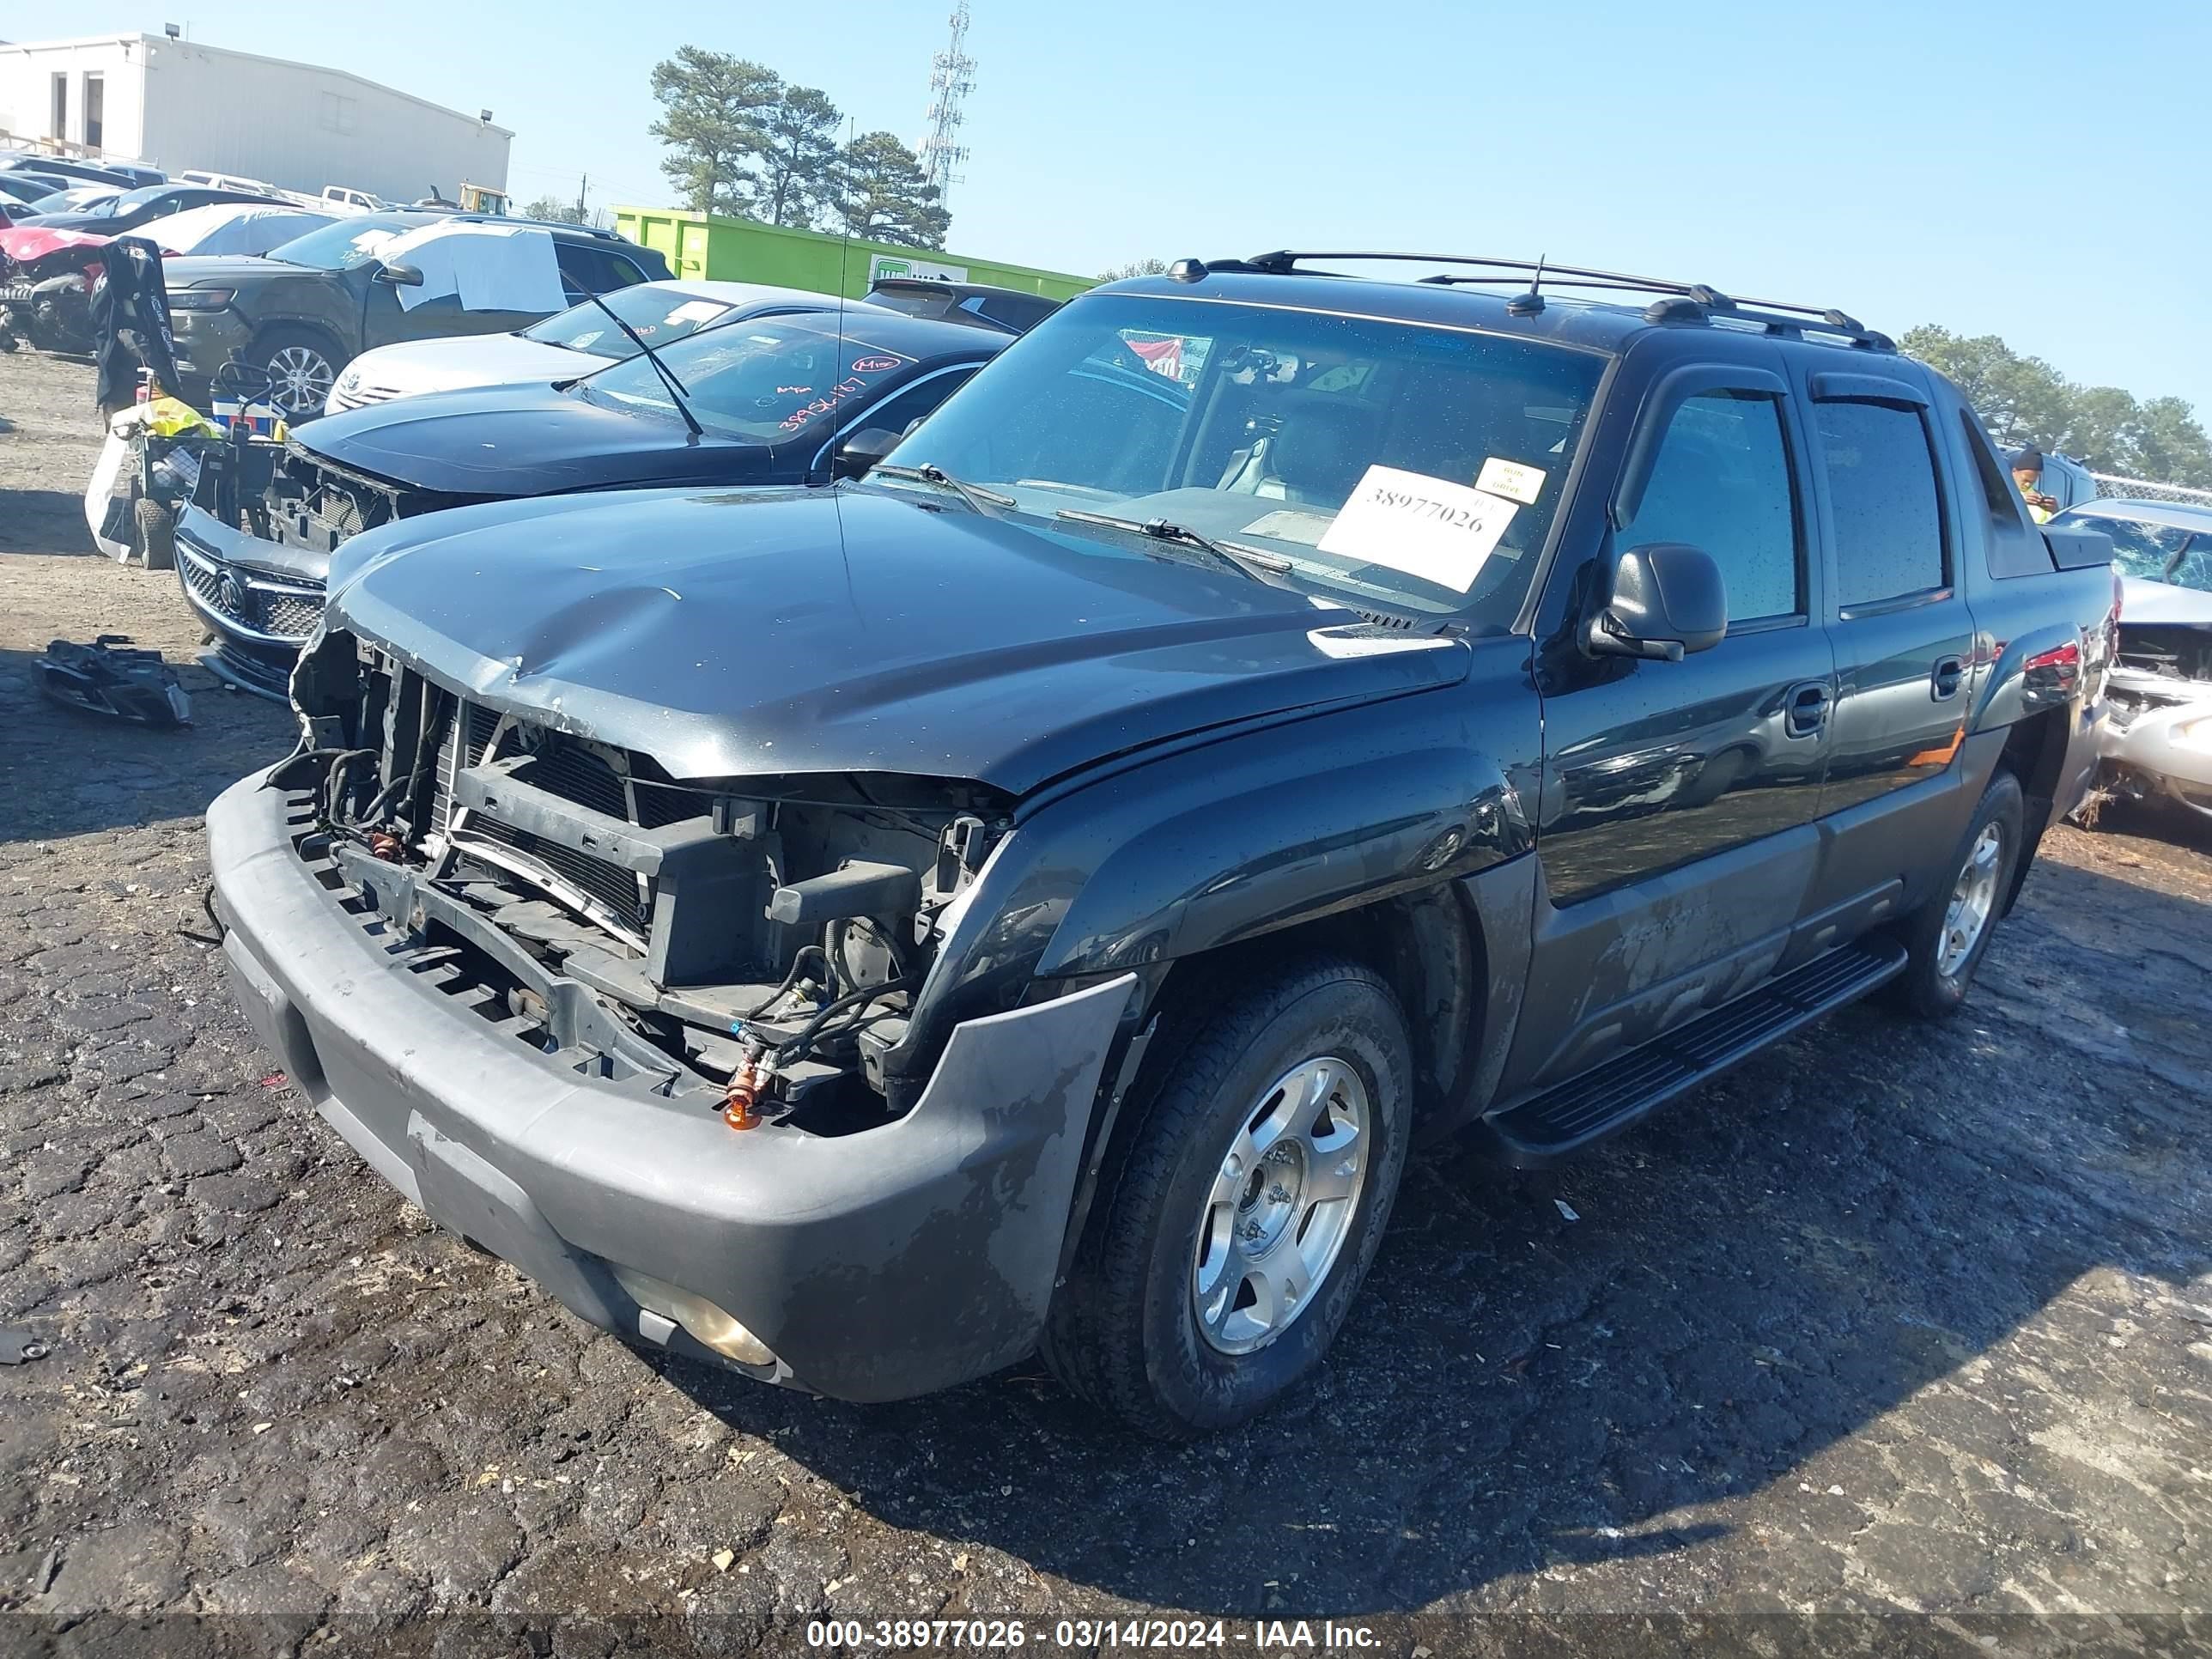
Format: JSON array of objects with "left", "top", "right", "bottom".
[{"left": 831, "top": 131, "right": 950, "bottom": 249}]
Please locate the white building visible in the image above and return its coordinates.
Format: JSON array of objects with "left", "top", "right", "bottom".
[{"left": 0, "top": 33, "right": 512, "bottom": 205}]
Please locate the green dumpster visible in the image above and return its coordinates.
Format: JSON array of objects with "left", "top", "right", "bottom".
[{"left": 613, "top": 209, "right": 1093, "bottom": 302}]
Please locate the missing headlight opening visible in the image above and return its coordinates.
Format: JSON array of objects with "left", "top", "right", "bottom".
[{"left": 273, "top": 630, "right": 1009, "bottom": 1137}]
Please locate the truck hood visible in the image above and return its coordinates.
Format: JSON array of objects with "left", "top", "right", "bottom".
[
  {"left": 162, "top": 253, "right": 296, "bottom": 287},
  {"left": 299, "top": 384, "right": 757, "bottom": 496},
  {"left": 334, "top": 333, "right": 590, "bottom": 402},
  {"left": 325, "top": 484, "right": 1471, "bottom": 794}
]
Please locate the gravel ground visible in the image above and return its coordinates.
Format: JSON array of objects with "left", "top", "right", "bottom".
[{"left": 2, "top": 347, "right": 2209, "bottom": 1656}]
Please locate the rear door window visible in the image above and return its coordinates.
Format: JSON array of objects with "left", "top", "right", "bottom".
[
  {"left": 1630, "top": 390, "right": 1802, "bottom": 623},
  {"left": 554, "top": 244, "right": 641, "bottom": 303},
  {"left": 1816, "top": 401, "right": 1947, "bottom": 607},
  {"left": 1956, "top": 407, "right": 2056, "bottom": 580}
]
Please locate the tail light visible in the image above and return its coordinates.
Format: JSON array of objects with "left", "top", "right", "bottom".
[{"left": 2023, "top": 639, "right": 2081, "bottom": 695}]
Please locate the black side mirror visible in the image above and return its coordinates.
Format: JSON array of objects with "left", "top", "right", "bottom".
[
  {"left": 1588, "top": 542, "right": 1727, "bottom": 662},
  {"left": 376, "top": 261, "right": 424, "bottom": 288},
  {"left": 833, "top": 427, "right": 901, "bottom": 480}
]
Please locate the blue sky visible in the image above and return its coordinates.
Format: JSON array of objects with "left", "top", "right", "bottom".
[{"left": 17, "top": 1, "right": 2212, "bottom": 418}]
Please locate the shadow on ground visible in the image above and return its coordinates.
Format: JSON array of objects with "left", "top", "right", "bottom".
[
  {"left": 0, "top": 489, "right": 100, "bottom": 558},
  {"left": 653, "top": 848, "right": 2210, "bottom": 1618},
  {"left": 0, "top": 645, "right": 295, "bottom": 843}
]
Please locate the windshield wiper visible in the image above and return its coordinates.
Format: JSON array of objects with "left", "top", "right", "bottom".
[
  {"left": 1054, "top": 509, "right": 1291, "bottom": 583},
  {"left": 575, "top": 289, "right": 702, "bottom": 437},
  {"left": 870, "top": 463, "right": 1015, "bottom": 515}
]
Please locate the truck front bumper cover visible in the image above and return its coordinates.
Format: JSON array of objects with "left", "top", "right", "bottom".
[{"left": 207, "top": 774, "right": 1134, "bottom": 1402}]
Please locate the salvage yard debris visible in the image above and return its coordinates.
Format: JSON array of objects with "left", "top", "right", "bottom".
[{"left": 36, "top": 635, "right": 191, "bottom": 727}]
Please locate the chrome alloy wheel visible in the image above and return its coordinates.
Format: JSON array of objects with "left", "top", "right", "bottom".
[
  {"left": 1937, "top": 821, "right": 2004, "bottom": 979},
  {"left": 1193, "top": 1055, "right": 1370, "bottom": 1355},
  {"left": 264, "top": 344, "right": 334, "bottom": 414}
]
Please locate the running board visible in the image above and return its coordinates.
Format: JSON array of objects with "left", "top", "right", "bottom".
[{"left": 1480, "top": 937, "right": 1908, "bottom": 1167}]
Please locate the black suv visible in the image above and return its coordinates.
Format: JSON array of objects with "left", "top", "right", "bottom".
[
  {"left": 162, "top": 212, "right": 670, "bottom": 417},
  {"left": 207, "top": 252, "right": 2117, "bottom": 1437},
  {"left": 173, "top": 309, "right": 1005, "bottom": 697}
]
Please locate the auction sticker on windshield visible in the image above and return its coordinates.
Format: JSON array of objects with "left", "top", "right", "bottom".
[
  {"left": 1316, "top": 465, "right": 1519, "bottom": 592},
  {"left": 1476, "top": 455, "right": 1547, "bottom": 505}
]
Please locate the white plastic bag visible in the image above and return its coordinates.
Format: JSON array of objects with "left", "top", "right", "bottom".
[{"left": 83, "top": 430, "right": 133, "bottom": 562}]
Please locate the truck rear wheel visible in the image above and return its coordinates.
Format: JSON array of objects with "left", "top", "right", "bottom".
[
  {"left": 1889, "top": 769, "right": 2024, "bottom": 1019},
  {"left": 1042, "top": 956, "right": 1410, "bottom": 1438}
]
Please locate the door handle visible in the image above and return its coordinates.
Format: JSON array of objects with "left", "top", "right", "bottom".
[
  {"left": 1931, "top": 655, "right": 1965, "bottom": 701},
  {"left": 1785, "top": 681, "right": 1831, "bottom": 738}
]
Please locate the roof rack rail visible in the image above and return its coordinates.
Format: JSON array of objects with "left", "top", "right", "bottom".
[{"left": 1191, "top": 252, "right": 1894, "bottom": 352}]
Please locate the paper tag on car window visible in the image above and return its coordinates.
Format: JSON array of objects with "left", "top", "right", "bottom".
[
  {"left": 1476, "top": 456, "right": 1546, "bottom": 505},
  {"left": 1316, "top": 465, "right": 1519, "bottom": 593},
  {"left": 664, "top": 300, "right": 725, "bottom": 325},
  {"left": 1242, "top": 508, "right": 1334, "bottom": 547}
]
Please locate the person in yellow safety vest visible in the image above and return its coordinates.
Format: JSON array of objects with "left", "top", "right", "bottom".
[{"left": 2011, "top": 447, "right": 2060, "bottom": 524}]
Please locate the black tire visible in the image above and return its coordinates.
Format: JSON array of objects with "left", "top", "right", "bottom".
[
  {"left": 1888, "top": 769, "right": 2025, "bottom": 1020},
  {"left": 1041, "top": 955, "right": 1412, "bottom": 1438},
  {"left": 132, "top": 495, "right": 176, "bottom": 570},
  {"left": 245, "top": 325, "right": 342, "bottom": 420}
]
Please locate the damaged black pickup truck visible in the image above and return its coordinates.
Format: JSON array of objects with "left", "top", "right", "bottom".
[{"left": 207, "top": 255, "right": 2118, "bottom": 1437}]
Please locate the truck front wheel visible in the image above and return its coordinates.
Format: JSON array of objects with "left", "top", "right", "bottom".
[
  {"left": 247, "top": 326, "right": 342, "bottom": 420},
  {"left": 1042, "top": 956, "right": 1411, "bottom": 1438}
]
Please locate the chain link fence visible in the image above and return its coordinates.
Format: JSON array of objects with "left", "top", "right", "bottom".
[{"left": 2094, "top": 471, "right": 2212, "bottom": 507}]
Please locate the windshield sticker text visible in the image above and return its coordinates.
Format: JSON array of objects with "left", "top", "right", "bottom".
[
  {"left": 780, "top": 377, "right": 869, "bottom": 430},
  {"left": 1476, "top": 456, "right": 1547, "bottom": 505},
  {"left": 1242, "top": 509, "right": 1334, "bottom": 547},
  {"left": 1316, "top": 465, "right": 1520, "bottom": 593},
  {"left": 777, "top": 355, "right": 910, "bottom": 431}
]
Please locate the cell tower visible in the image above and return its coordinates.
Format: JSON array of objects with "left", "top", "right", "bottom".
[{"left": 918, "top": 3, "right": 975, "bottom": 206}]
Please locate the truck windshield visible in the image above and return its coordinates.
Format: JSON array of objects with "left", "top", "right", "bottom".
[
  {"left": 879, "top": 291, "right": 1607, "bottom": 622},
  {"left": 522, "top": 286, "right": 737, "bottom": 358},
  {"left": 574, "top": 319, "right": 915, "bottom": 441},
  {"left": 262, "top": 214, "right": 440, "bottom": 270}
]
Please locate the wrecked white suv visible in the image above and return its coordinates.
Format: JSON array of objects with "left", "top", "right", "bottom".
[{"left": 2057, "top": 498, "right": 2212, "bottom": 818}]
